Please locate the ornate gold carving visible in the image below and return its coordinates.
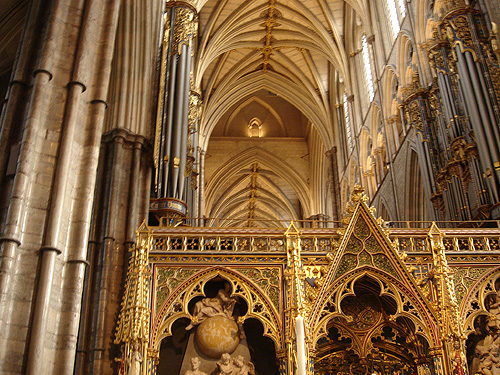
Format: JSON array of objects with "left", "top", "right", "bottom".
[
  {"left": 153, "top": 14, "right": 172, "bottom": 192},
  {"left": 115, "top": 234, "right": 151, "bottom": 345},
  {"left": 428, "top": 224, "right": 463, "bottom": 338},
  {"left": 448, "top": 14, "right": 478, "bottom": 60},
  {"left": 186, "top": 92, "right": 196, "bottom": 180},
  {"left": 482, "top": 24, "right": 500, "bottom": 109},
  {"left": 431, "top": 191, "right": 446, "bottom": 213},
  {"left": 114, "top": 191, "right": 500, "bottom": 375},
  {"left": 165, "top": 0, "right": 197, "bottom": 10},
  {"left": 172, "top": 7, "right": 197, "bottom": 55},
  {"left": 187, "top": 90, "right": 201, "bottom": 139},
  {"left": 284, "top": 222, "right": 309, "bottom": 373},
  {"left": 114, "top": 224, "right": 152, "bottom": 375},
  {"left": 491, "top": 23, "right": 500, "bottom": 61},
  {"left": 150, "top": 267, "right": 283, "bottom": 357},
  {"left": 427, "top": 223, "right": 469, "bottom": 373}
]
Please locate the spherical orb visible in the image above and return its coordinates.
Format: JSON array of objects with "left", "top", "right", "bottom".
[{"left": 194, "top": 316, "right": 240, "bottom": 358}]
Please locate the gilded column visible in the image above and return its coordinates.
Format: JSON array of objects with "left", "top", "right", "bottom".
[{"left": 284, "top": 223, "right": 310, "bottom": 374}]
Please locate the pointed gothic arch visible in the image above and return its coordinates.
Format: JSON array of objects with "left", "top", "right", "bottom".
[
  {"left": 150, "top": 267, "right": 283, "bottom": 353},
  {"left": 308, "top": 194, "right": 441, "bottom": 353},
  {"left": 200, "top": 70, "right": 333, "bottom": 150}
]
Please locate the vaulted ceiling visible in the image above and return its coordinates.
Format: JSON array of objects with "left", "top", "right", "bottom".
[
  {"left": 195, "top": 0, "right": 357, "bottom": 149},
  {"left": 0, "top": 0, "right": 28, "bottom": 99},
  {"left": 196, "top": 0, "right": 361, "bottom": 225}
]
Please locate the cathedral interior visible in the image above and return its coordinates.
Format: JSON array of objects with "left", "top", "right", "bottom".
[{"left": 1, "top": 0, "right": 500, "bottom": 374}]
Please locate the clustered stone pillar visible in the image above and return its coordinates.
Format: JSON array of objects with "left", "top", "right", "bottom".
[
  {"left": 326, "top": 147, "right": 341, "bottom": 222},
  {"left": 151, "top": 1, "right": 200, "bottom": 221},
  {"left": 0, "top": 0, "right": 121, "bottom": 373}
]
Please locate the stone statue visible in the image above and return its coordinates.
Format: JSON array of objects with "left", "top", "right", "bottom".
[
  {"left": 216, "top": 353, "right": 236, "bottom": 375},
  {"left": 487, "top": 291, "right": 500, "bottom": 331},
  {"left": 186, "top": 283, "right": 237, "bottom": 330},
  {"left": 213, "top": 353, "right": 255, "bottom": 375},
  {"left": 184, "top": 357, "right": 207, "bottom": 375},
  {"left": 476, "top": 343, "right": 500, "bottom": 375},
  {"left": 128, "top": 343, "right": 142, "bottom": 375},
  {"left": 233, "top": 355, "right": 255, "bottom": 375}
]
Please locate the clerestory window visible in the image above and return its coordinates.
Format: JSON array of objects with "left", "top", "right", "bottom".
[
  {"left": 386, "top": 0, "right": 406, "bottom": 39},
  {"left": 361, "top": 34, "right": 374, "bottom": 102},
  {"left": 343, "top": 93, "right": 354, "bottom": 153}
]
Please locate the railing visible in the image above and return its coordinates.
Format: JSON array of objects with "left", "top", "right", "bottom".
[{"left": 147, "top": 220, "right": 500, "bottom": 255}]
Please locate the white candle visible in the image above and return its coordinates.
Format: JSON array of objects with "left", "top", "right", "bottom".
[{"left": 295, "top": 315, "right": 307, "bottom": 375}]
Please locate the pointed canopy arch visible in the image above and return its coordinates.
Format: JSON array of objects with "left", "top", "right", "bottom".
[{"left": 307, "top": 188, "right": 441, "bottom": 348}]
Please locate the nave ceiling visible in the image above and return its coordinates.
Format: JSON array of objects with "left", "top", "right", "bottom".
[{"left": 195, "top": 0, "right": 357, "bottom": 225}]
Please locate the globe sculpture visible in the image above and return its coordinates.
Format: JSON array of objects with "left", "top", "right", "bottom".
[{"left": 194, "top": 316, "right": 240, "bottom": 358}]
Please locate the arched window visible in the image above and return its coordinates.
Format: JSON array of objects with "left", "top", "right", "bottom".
[
  {"left": 343, "top": 93, "right": 354, "bottom": 152},
  {"left": 385, "top": 0, "right": 406, "bottom": 38},
  {"left": 397, "top": 0, "right": 406, "bottom": 18},
  {"left": 361, "top": 34, "right": 374, "bottom": 102}
]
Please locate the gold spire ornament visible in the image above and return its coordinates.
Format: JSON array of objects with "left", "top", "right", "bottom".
[
  {"left": 115, "top": 223, "right": 152, "bottom": 374},
  {"left": 428, "top": 222, "right": 468, "bottom": 375}
]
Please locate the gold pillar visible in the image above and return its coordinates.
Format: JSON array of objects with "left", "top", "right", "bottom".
[{"left": 428, "top": 223, "right": 467, "bottom": 375}]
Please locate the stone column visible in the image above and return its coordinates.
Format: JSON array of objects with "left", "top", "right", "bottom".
[{"left": 326, "top": 147, "right": 341, "bottom": 222}]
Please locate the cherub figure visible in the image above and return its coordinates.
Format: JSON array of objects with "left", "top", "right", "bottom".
[
  {"left": 184, "top": 357, "right": 207, "bottom": 375},
  {"left": 186, "top": 283, "right": 237, "bottom": 330},
  {"left": 216, "top": 353, "right": 236, "bottom": 375},
  {"left": 233, "top": 355, "right": 255, "bottom": 375}
]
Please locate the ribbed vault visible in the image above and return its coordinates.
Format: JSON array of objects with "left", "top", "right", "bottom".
[
  {"left": 204, "top": 147, "right": 311, "bottom": 226},
  {"left": 197, "top": 0, "right": 357, "bottom": 224}
]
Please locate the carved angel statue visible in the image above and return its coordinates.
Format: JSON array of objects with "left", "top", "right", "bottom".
[
  {"left": 186, "top": 282, "right": 237, "bottom": 330},
  {"left": 184, "top": 357, "right": 207, "bottom": 375},
  {"left": 214, "top": 353, "right": 255, "bottom": 375}
]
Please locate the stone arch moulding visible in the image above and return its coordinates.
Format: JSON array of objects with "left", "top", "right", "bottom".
[
  {"left": 199, "top": 71, "right": 333, "bottom": 150},
  {"left": 223, "top": 96, "right": 287, "bottom": 137},
  {"left": 149, "top": 266, "right": 284, "bottom": 353}
]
